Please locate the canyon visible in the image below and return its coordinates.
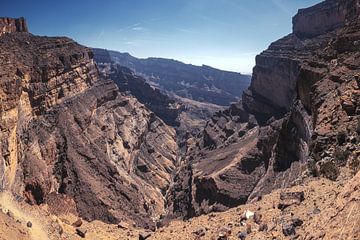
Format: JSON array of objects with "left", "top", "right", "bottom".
[{"left": 0, "top": 0, "right": 359, "bottom": 239}]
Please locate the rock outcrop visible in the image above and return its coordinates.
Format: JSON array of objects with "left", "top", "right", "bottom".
[
  {"left": 293, "top": 0, "right": 360, "bottom": 38},
  {"left": 97, "top": 62, "right": 181, "bottom": 127},
  {"left": 0, "top": 19, "right": 178, "bottom": 228},
  {"left": 0, "top": 17, "right": 28, "bottom": 36},
  {"left": 165, "top": 0, "right": 360, "bottom": 220}
]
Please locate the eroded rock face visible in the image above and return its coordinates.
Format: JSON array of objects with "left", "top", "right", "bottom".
[
  {"left": 293, "top": 0, "right": 360, "bottom": 38},
  {"left": 97, "top": 63, "right": 181, "bottom": 127},
  {"left": 165, "top": 0, "right": 360, "bottom": 220},
  {"left": 0, "top": 17, "right": 28, "bottom": 36},
  {"left": 0, "top": 25, "right": 177, "bottom": 227}
]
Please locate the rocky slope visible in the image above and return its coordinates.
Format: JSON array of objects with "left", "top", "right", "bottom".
[
  {"left": 0, "top": 17, "right": 178, "bottom": 229},
  {"left": 164, "top": 0, "right": 360, "bottom": 221},
  {"left": 97, "top": 63, "right": 181, "bottom": 127},
  {"left": 1, "top": 167, "right": 358, "bottom": 240},
  {"left": 93, "top": 48, "right": 251, "bottom": 107}
]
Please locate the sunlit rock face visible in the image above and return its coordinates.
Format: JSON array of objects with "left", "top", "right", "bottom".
[
  {"left": 0, "top": 18, "right": 178, "bottom": 229},
  {"left": 293, "top": 0, "right": 360, "bottom": 38},
  {"left": 0, "top": 17, "right": 28, "bottom": 36}
]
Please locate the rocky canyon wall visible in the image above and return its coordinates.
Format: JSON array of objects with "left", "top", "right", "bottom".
[
  {"left": 0, "top": 18, "right": 178, "bottom": 228},
  {"left": 293, "top": 0, "right": 360, "bottom": 38},
  {"left": 165, "top": 0, "right": 360, "bottom": 222}
]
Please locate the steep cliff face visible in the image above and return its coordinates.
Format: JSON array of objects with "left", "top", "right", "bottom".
[
  {"left": 0, "top": 17, "right": 28, "bottom": 36},
  {"left": 0, "top": 18, "right": 178, "bottom": 228},
  {"left": 165, "top": 0, "right": 360, "bottom": 220},
  {"left": 293, "top": 0, "right": 360, "bottom": 38},
  {"left": 97, "top": 62, "right": 181, "bottom": 127}
]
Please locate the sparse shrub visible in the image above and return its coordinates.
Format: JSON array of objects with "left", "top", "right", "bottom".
[
  {"left": 336, "top": 131, "right": 347, "bottom": 145},
  {"left": 334, "top": 148, "right": 351, "bottom": 166},
  {"left": 356, "top": 117, "right": 360, "bottom": 134},
  {"left": 313, "top": 152, "right": 322, "bottom": 162},
  {"left": 349, "top": 157, "right": 360, "bottom": 174},
  {"left": 307, "top": 158, "right": 319, "bottom": 177},
  {"left": 320, "top": 161, "right": 339, "bottom": 181}
]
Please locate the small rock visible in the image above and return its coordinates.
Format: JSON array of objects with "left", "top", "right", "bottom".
[
  {"left": 349, "top": 136, "right": 357, "bottom": 144},
  {"left": 282, "top": 224, "right": 296, "bottom": 236},
  {"left": 139, "top": 232, "right": 151, "bottom": 240},
  {"left": 259, "top": 223, "right": 268, "bottom": 232},
  {"left": 117, "top": 221, "right": 130, "bottom": 229},
  {"left": 246, "top": 224, "right": 252, "bottom": 234},
  {"left": 55, "top": 224, "right": 63, "bottom": 235},
  {"left": 26, "top": 221, "right": 32, "bottom": 228},
  {"left": 313, "top": 208, "right": 321, "bottom": 214},
  {"left": 6, "top": 210, "right": 14, "bottom": 219},
  {"left": 192, "top": 227, "right": 206, "bottom": 237},
  {"left": 278, "top": 191, "right": 305, "bottom": 210},
  {"left": 76, "top": 228, "right": 87, "bottom": 238},
  {"left": 253, "top": 213, "right": 262, "bottom": 224},
  {"left": 241, "top": 210, "right": 254, "bottom": 220},
  {"left": 227, "top": 222, "right": 234, "bottom": 228},
  {"left": 218, "top": 227, "right": 231, "bottom": 240},
  {"left": 291, "top": 218, "right": 303, "bottom": 227},
  {"left": 217, "top": 232, "right": 228, "bottom": 240},
  {"left": 280, "top": 191, "right": 304, "bottom": 202},
  {"left": 71, "top": 218, "right": 82, "bottom": 227},
  {"left": 237, "top": 231, "right": 247, "bottom": 240}
]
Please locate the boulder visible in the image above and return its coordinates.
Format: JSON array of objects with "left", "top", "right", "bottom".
[
  {"left": 278, "top": 191, "right": 305, "bottom": 210},
  {"left": 139, "top": 232, "right": 151, "bottom": 240},
  {"left": 76, "top": 228, "right": 87, "bottom": 238}
]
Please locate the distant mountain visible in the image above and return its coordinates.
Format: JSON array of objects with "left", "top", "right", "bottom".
[{"left": 92, "top": 48, "right": 251, "bottom": 107}]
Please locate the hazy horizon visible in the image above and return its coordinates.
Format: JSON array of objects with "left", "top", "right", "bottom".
[{"left": 1, "top": 0, "right": 322, "bottom": 74}]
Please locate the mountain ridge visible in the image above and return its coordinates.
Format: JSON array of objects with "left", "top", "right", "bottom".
[{"left": 93, "top": 48, "right": 251, "bottom": 107}]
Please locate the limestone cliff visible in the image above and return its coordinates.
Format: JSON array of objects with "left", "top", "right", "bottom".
[
  {"left": 0, "top": 17, "right": 28, "bottom": 36},
  {"left": 0, "top": 18, "right": 178, "bottom": 228},
  {"left": 293, "top": 0, "right": 360, "bottom": 38}
]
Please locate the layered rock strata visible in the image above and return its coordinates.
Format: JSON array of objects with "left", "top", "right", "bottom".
[
  {"left": 165, "top": 0, "right": 360, "bottom": 220},
  {"left": 0, "top": 18, "right": 178, "bottom": 228}
]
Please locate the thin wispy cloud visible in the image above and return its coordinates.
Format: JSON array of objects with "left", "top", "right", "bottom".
[
  {"left": 97, "top": 29, "right": 105, "bottom": 40},
  {"left": 124, "top": 41, "right": 141, "bottom": 46},
  {"left": 175, "top": 27, "right": 195, "bottom": 34},
  {"left": 271, "top": 0, "right": 291, "bottom": 15},
  {"left": 118, "top": 22, "right": 142, "bottom": 32},
  {"left": 132, "top": 26, "right": 145, "bottom": 32}
]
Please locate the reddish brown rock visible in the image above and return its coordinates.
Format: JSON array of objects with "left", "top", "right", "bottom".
[
  {"left": 0, "top": 17, "right": 28, "bottom": 36},
  {"left": 0, "top": 25, "right": 177, "bottom": 228}
]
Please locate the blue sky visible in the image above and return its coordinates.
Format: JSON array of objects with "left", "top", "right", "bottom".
[{"left": 0, "top": 0, "right": 322, "bottom": 73}]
